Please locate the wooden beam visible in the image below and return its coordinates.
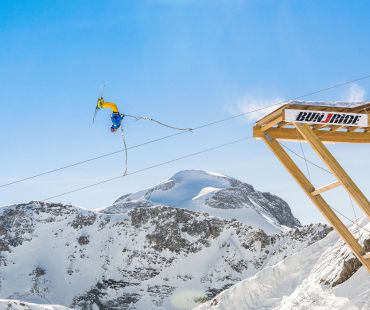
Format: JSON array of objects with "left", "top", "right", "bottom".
[
  {"left": 253, "top": 127, "right": 370, "bottom": 144},
  {"left": 259, "top": 115, "right": 283, "bottom": 131},
  {"left": 261, "top": 131, "right": 370, "bottom": 273},
  {"left": 294, "top": 123, "right": 370, "bottom": 221},
  {"left": 256, "top": 107, "right": 285, "bottom": 128},
  {"left": 311, "top": 181, "right": 341, "bottom": 196},
  {"left": 255, "top": 103, "right": 370, "bottom": 131}
]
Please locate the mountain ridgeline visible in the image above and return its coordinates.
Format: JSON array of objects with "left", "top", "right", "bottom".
[{"left": 0, "top": 170, "right": 331, "bottom": 309}]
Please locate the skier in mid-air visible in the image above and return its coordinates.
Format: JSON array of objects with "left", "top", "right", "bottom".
[
  {"left": 94, "top": 97, "right": 124, "bottom": 132},
  {"left": 93, "top": 93, "right": 193, "bottom": 175}
]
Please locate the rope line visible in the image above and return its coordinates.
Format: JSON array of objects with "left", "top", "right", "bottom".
[
  {"left": 347, "top": 192, "right": 362, "bottom": 239},
  {"left": 125, "top": 114, "right": 193, "bottom": 132},
  {"left": 280, "top": 143, "right": 333, "bottom": 175},
  {"left": 42, "top": 137, "right": 252, "bottom": 201},
  {"left": 0, "top": 132, "right": 184, "bottom": 188},
  {"left": 298, "top": 137, "right": 312, "bottom": 182},
  {"left": 331, "top": 205, "right": 370, "bottom": 234},
  {"left": 122, "top": 113, "right": 193, "bottom": 174},
  {"left": 2, "top": 75, "right": 370, "bottom": 189},
  {"left": 120, "top": 127, "right": 128, "bottom": 176}
]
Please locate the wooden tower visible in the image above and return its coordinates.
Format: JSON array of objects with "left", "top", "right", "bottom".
[{"left": 253, "top": 102, "right": 370, "bottom": 272}]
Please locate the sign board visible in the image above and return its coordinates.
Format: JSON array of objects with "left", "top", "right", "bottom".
[{"left": 284, "top": 109, "right": 368, "bottom": 127}]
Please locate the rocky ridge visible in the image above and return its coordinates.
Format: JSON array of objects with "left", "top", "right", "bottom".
[
  {"left": 0, "top": 201, "right": 330, "bottom": 310},
  {"left": 103, "top": 170, "right": 301, "bottom": 232}
]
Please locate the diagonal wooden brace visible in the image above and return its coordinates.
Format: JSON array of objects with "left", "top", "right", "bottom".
[
  {"left": 294, "top": 123, "right": 370, "bottom": 221},
  {"left": 262, "top": 131, "right": 370, "bottom": 273}
]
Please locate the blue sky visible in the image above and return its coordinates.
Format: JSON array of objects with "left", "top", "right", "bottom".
[{"left": 1, "top": 0, "right": 370, "bottom": 224}]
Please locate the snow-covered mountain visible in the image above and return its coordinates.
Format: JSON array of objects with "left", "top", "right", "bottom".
[
  {"left": 0, "top": 299, "right": 70, "bottom": 310},
  {"left": 102, "top": 170, "right": 301, "bottom": 234},
  {"left": 196, "top": 217, "right": 370, "bottom": 310},
  {"left": 0, "top": 170, "right": 331, "bottom": 309}
]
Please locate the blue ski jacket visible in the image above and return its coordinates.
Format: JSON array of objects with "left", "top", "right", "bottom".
[{"left": 111, "top": 113, "right": 124, "bottom": 130}]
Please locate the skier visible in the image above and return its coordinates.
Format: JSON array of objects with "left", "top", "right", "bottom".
[
  {"left": 93, "top": 94, "right": 193, "bottom": 175},
  {"left": 94, "top": 97, "right": 124, "bottom": 132}
]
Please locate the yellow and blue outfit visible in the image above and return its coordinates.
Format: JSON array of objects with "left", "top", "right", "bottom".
[{"left": 97, "top": 99, "right": 124, "bottom": 132}]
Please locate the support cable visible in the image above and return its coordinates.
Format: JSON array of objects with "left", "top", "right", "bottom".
[
  {"left": 296, "top": 130, "right": 312, "bottom": 182},
  {"left": 2, "top": 75, "right": 370, "bottom": 189},
  {"left": 125, "top": 114, "right": 193, "bottom": 132},
  {"left": 347, "top": 193, "right": 362, "bottom": 240},
  {"left": 42, "top": 137, "right": 251, "bottom": 201},
  {"left": 280, "top": 143, "right": 332, "bottom": 175},
  {"left": 330, "top": 205, "right": 370, "bottom": 234}
]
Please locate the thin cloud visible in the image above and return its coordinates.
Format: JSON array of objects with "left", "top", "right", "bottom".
[
  {"left": 345, "top": 83, "right": 366, "bottom": 102},
  {"left": 233, "top": 94, "right": 285, "bottom": 121}
]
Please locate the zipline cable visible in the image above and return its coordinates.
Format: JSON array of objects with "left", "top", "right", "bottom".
[
  {"left": 121, "top": 114, "right": 193, "bottom": 174},
  {"left": 347, "top": 193, "right": 362, "bottom": 239},
  {"left": 42, "top": 137, "right": 252, "bottom": 201},
  {"left": 330, "top": 205, "right": 370, "bottom": 234},
  {"left": 2, "top": 74, "right": 370, "bottom": 189},
  {"left": 280, "top": 143, "right": 333, "bottom": 175},
  {"left": 41, "top": 133, "right": 370, "bottom": 236}
]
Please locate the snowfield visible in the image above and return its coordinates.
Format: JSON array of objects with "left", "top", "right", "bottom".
[
  {"left": 0, "top": 202, "right": 327, "bottom": 309},
  {"left": 195, "top": 217, "right": 370, "bottom": 310},
  {"left": 0, "top": 299, "right": 70, "bottom": 309},
  {"left": 1, "top": 170, "right": 366, "bottom": 309},
  {"left": 103, "top": 170, "right": 301, "bottom": 234},
  {"left": 0, "top": 170, "right": 331, "bottom": 309}
]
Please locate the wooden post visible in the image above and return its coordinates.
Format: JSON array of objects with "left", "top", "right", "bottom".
[
  {"left": 261, "top": 131, "right": 370, "bottom": 272},
  {"left": 295, "top": 123, "right": 370, "bottom": 221}
]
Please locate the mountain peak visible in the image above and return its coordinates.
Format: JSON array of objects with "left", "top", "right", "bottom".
[
  {"left": 170, "top": 169, "right": 230, "bottom": 181},
  {"left": 103, "top": 170, "right": 301, "bottom": 233}
]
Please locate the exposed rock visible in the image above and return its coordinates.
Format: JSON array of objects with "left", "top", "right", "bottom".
[
  {"left": 332, "top": 257, "right": 362, "bottom": 287},
  {"left": 77, "top": 235, "right": 89, "bottom": 245},
  {"left": 72, "top": 279, "right": 141, "bottom": 309},
  {"left": 71, "top": 214, "right": 97, "bottom": 229},
  {"left": 103, "top": 170, "right": 301, "bottom": 229},
  {"left": 260, "top": 192, "right": 301, "bottom": 228},
  {"left": 0, "top": 197, "right": 330, "bottom": 309},
  {"left": 29, "top": 267, "right": 46, "bottom": 278},
  {"left": 363, "top": 238, "right": 370, "bottom": 252}
]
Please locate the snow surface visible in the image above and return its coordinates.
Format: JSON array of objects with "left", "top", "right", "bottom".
[
  {"left": 104, "top": 170, "right": 301, "bottom": 234},
  {"left": 0, "top": 170, "right": 339, "bottom": 309},
  {"left": 0, "top": 299, "right": 70, "bottom": 309},
  {"left": 195, "top": 217, "right": 370, "bottom": 310},
  {"left": 288, "top": 100, "right": 368, "bottom": 108},
  {"left": 0, "top": 201, "right": 327, "bottom": 309}
]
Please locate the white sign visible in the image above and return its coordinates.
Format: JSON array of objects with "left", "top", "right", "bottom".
[{"left": 284, "top": 109, "right": 368, "bottom": 127}]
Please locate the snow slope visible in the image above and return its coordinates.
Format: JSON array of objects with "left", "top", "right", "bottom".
[
  {"left": 288, "top": 100, "right": 367, "bottom": 108},
  {"left": 0, "top": 299, "right": 70, "bottom": 310},
  {"left": 0, "top": 201, "right": 328, "bottom": 310},
  {"left": 102, "top": 170, "right": 301, "bottom": 234},
  {"left": 196, "top": 217, "right": 370, "bottom": 310}
]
